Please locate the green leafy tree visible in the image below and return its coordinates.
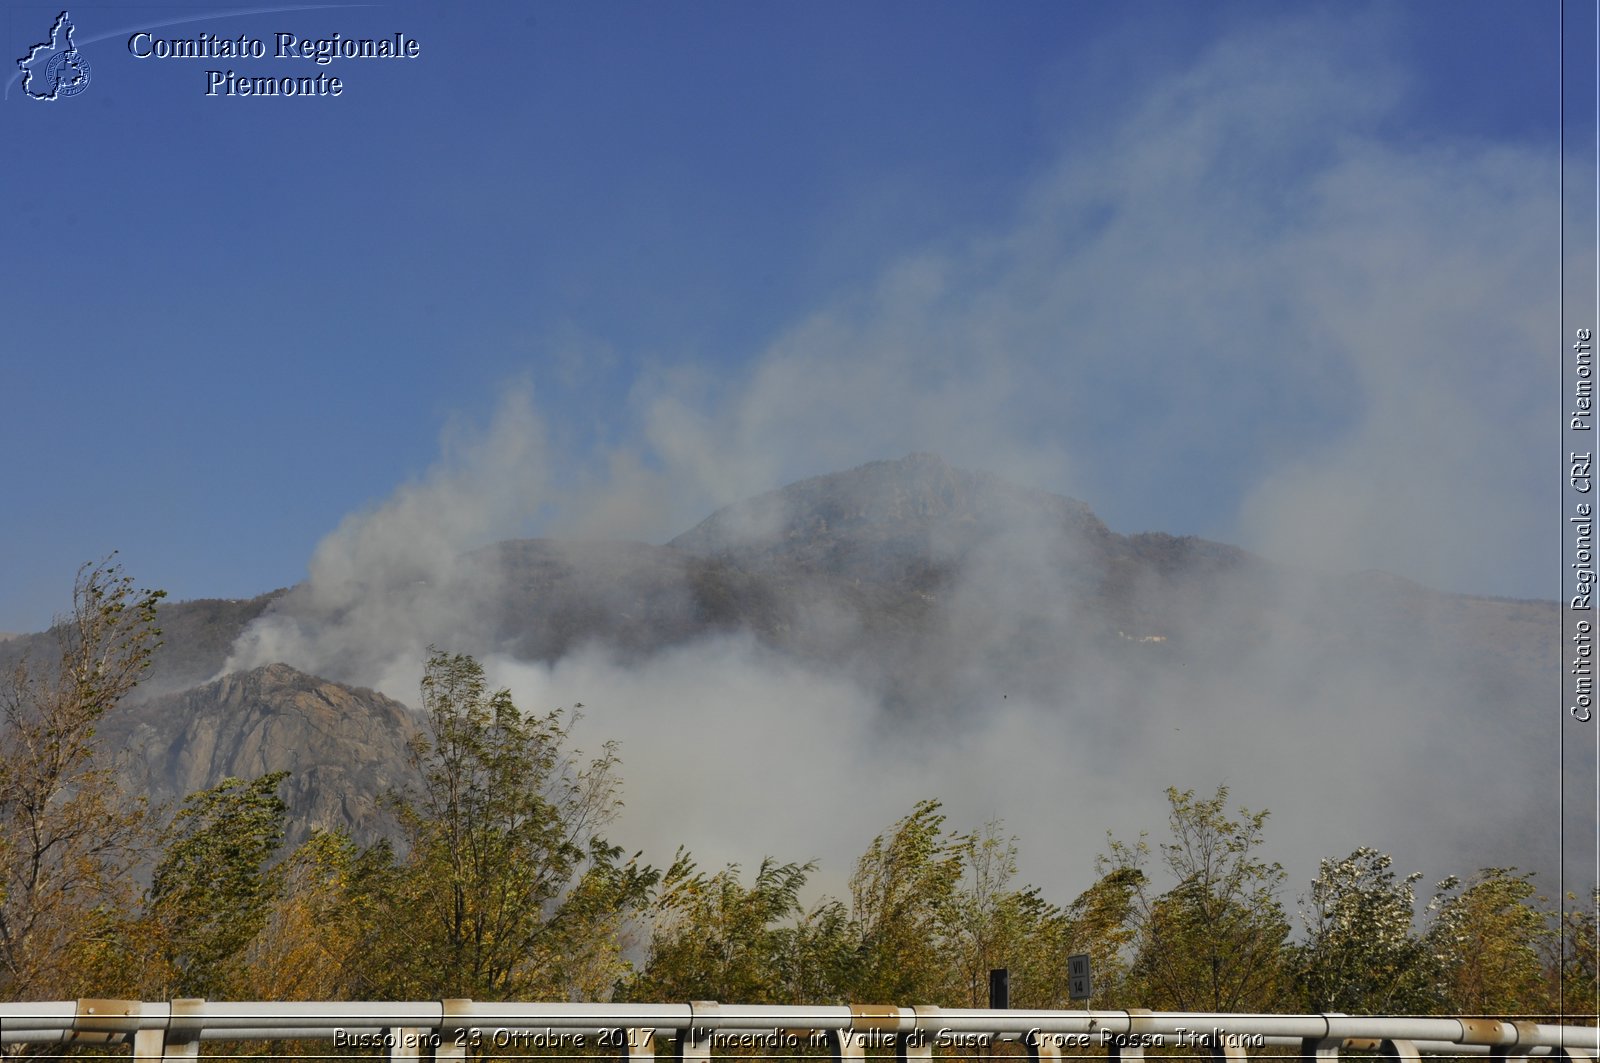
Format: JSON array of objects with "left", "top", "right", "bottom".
[
  {"left": 847, "top": 799, "right": 967, "bottom": 1003},
  {"left": 238, "top": 830, "right": 403, "bottom": 999},
  {"left": 539, "top": 838, "right": 662, "bottom": 1000},
  {"left": 1424, "top": 868, "right": 1554, "bottom": 1014},
  {"left": 948, "top": 823, "right": 1018, "bottom": 1005},
  {"left": 622, "top": 853, "right": 817, "bottom": 1003},
  {"left": 1059, "top": 862, "right": 1146, "bottom": 1007},
  {"left": 1113, "top": 786, "right": 1291, "bottom": 1010},
  {"left": 1294, "top": 848, "right": 1439, "bottom": 1013},
  {"left": 1550, "top": 887, "right": 1599, "bottom": 1019},
  {"left": 240, "top": 829, "right": 357, "bottom": 999},
  {"left": 771, "top": 894, "right": 857, "bottom": 1004},
  {"left": 947, "top": 822, "right": 1073, "bottom": 1008},
  {"left": 377, "top": 649, "right": 654, "bottom": 998},
  {"left": 0, "top": 559, "right": 163, "bottom": 997},
  {"left": 146, "top": 772, "right": 289, "bottom": 998}
]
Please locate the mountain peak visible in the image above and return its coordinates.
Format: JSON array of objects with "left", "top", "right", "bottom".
[{"left": 669, "top": 453, "right": 1108, "bottom": 562}]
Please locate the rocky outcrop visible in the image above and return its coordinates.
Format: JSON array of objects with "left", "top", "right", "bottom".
[{"left": 100, "top": 662, "right": 422, "bottom": 847}]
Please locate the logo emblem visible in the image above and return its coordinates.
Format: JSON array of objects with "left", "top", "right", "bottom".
[{"left": 18, "top": 11, "right": 91, "bottom": 101}]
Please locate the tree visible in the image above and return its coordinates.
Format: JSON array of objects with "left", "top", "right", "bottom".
[
  {"left": 1060, "top": 862, "right": 1145, "bottom": 1007},
  {"left": 948, "top": 822, "right": 1018, "bottom": 1006},
  {"left": 1550, "top": 887, "right": 1599, "bottom": 1019},
  {"left": 847, "top": 799, "right": 967, "bottom": 1003},
  {"left": 947, "top": 821, "right": 1073, "bottom": 1008},
  {"left": 377, "top": 649, "right": 654, "bottom": 998},
  {"left": 771, "top": 894, "right": 857, "bottom": 1004},
  {"left": 1294, "top": 848, "right": 1438, "bottom": 1013},
  {"left": 145, "top": 772, "right": 289, "bottom": 998},
  {"left": 621, "top": 853, "right": 819, "bottom": 1003},
  {"left": 537, "top": 837, "right": 662, "bottom": 1000},
  {"left": 238, "top": 830, "right": 370, "bottom": 999},
  {"left": 0, "top": 558, "right": 163, "bottom": 997},
  {"left": 1113, "top": 786, "right": 1291, "bottom": 1011},
  {"left": 1424, "top": 868, "right": 1554, "bottom": 1015}
]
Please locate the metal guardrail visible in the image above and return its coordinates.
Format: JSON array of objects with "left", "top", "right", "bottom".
[{"left": 0, "top": 1000, "right": 1595, "bottom": 1062}]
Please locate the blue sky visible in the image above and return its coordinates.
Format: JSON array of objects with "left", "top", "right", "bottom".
[{"left": 0, "top": 1, "right": 1571, "bottom": 632}]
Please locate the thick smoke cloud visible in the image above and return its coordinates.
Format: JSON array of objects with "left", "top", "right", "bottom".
[
  {"left": 225, "top": 392, "right": 554, "bottom": 698},
  {"left": 228, "top": 12, "right": 1574, "bottom": 909}
]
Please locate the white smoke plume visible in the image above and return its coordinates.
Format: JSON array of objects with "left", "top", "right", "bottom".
[
  {"left": 226, "top": 11, "right": 1578, "bottom": 908},
  {"left": 225, "top": 392, "right": 554, "bottom": 697}
]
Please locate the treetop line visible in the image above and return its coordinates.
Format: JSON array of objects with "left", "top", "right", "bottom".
[{"left": 0, "top": 561, "right": 1594, "bottom": 1016}]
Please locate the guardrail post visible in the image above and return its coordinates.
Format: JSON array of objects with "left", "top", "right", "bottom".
[
  {"left": 1110, "top": 1009, "right": 1154, "bottom": 1062},
  {"left": 389, "top": 1026, "right": 426, "bottom": 1062},
  {"left": 1026, "top": 1030, "right": 1063, "bottom": 1063},
  {"left": 901, "top": 1005, "right": 938, "bottom": 1063},
  {"left": 615, "top": 1028, "right": 656, "bottom": 1063},
  {"left": 132, "top": 1026, "right": 164, "bottom": 1062},
  {"left": 1203, "top": 1035, "right": 1249, "bottom": 1062},
  {"left": 1303, "top": 1035, "right": 1341, "bottom": 1063},
  {"left": 838, "top": 1004, "right": 901, "bottom": 1063},
  {"left": 676, "top": 1002, "right": 716, "bottom": 1063},
  {"left": 1378, "top": 1040, "right": 1419, "bottom": 1063},
  {"left": 834, "top": 1004, "right": 903, "bottom": 1063},
  {"left": 1490, "top": 1022, "right": 1545, "bottom": 1063},
  {"left": 162, "top": 997, "right": 205, "bottom": 1061},
  {"left": 434, "top": 998, "right": 472, "bottom": 1063},
  {"left": 674, "top": 1027, "right": 712, "bottom": 1063},
  {"left": 829, "top": 1028, "right": 869, "bottom": 1063}
]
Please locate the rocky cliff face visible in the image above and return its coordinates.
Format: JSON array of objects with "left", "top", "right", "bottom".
[{"left": 99, "top": 662, "right": 421, "bottom": 846}]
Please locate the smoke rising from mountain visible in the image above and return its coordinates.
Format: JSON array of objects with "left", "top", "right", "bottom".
[
  {"left": 225, "top": 392, "right": 555, "bottom": 698},
  {"left": 226, "top": 11, "right": 1580, "bottom": 908}
]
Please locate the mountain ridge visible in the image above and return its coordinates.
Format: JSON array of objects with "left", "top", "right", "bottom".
[{"left": 0, "top": 454, "right": 1569, "bottom": 877}]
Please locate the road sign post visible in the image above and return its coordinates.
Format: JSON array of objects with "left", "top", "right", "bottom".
[
  {"left": 989, "top": 968, "right": 1010, "bottom": 1009},
  {"left": 1067, "top": 953, "right": 1091, "bottom": 1002}
]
